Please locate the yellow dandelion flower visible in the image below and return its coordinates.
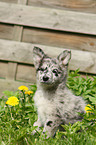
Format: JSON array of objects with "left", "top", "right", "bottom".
[
  {"left": 85, "top": 104, "right": 93, "bottom": 113},
  {"left": 25, "top": 91, "right": 33, "bottom": 95},
  {"left": 18, "top": 86, "right": 28, "bottom": 91},
  {"left": 6, "top": 96, "right": 19, "bottom": 106}
]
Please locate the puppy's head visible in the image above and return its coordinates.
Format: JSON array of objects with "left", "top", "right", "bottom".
[{"left": 33, "top": 47, "right": 71, "bottom": 87}]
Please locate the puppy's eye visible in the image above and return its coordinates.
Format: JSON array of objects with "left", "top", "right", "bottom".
[
  {"left": 40, "top": 67, "right": 47, "bottom": 71},
  {"left": 53, "top": 69, "right": 58, "bottom": 76},
  {"left": 53, "top": 69, "right": 58, "bottom": 73},
  {"left": 40, "top": 68, "right": 45, "bottom": 71}
]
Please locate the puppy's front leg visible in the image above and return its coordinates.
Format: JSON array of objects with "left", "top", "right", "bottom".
[{"left": 43, "top": 118, "right": 62, "bottom": 138}]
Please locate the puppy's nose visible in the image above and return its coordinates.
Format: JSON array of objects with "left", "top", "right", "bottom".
[{"left": 43, "top": 76, "right": 49, "bottom": 82}]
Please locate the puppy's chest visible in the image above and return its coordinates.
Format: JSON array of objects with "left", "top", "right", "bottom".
[{"left": 34, "top": 91, "right": 56, "bottom": 116}]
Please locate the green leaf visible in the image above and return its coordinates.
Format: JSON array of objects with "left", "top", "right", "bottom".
[{"left": 89, "top": 97, "right": 96, "bottom": 104}]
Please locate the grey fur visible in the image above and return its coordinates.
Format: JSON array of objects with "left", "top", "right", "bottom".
[{"left": 32, "top": 47, "right": 86, "bottom": 138}]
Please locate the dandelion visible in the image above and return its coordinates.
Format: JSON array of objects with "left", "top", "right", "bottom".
[
  {"left": 25, "top": 91, "right": 33, "bottom": 95},
  {"left": 18, "top": 86, "right": 28, "bottom": 91},
  {"left": 6, "top": 96, "right": 19, "bottom": 106},
  {"left": 85, "top": 104, "right": 93, "bottom": 113}
]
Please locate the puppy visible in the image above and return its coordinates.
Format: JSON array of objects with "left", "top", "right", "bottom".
[{"left": 32, "top": 47, "right": 85, "bottom": 137}]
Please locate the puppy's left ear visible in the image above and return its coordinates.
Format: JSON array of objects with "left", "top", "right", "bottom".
[
  {"left": 33, "top": 47, "right": 45, "bottom": 69},
  {"left": 57, "top": 50, "right": 71, "bottom": 66}
]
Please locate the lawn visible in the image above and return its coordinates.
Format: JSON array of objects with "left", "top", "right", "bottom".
[{"left": 0, "top": 70, "right": 96, "bottom": 145}]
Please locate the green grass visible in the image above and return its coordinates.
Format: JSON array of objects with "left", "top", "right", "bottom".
[{"left": 0, "top": 70, "right": 96, "bottom": 145}]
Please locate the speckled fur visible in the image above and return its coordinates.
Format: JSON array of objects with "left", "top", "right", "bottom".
[{"left": 32, "top": 47, "right": 86, "bottom": 137}]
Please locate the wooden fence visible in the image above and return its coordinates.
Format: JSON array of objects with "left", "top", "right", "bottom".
[{"left": 0, "top": 0, "right": 96, "bottom": 95}]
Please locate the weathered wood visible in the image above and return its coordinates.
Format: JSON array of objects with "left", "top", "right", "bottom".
[
  {"left": 28, "top": 0, "right": 96, "bottom": 13},
  {"left": 22, "top": 28, "right": 96, "bottom": 52},
  {"left": 0, "top": 39, "right": 33, "bottom": 64},
  {"left": 9, "top": 25, "right": 23, "bottom": 80},
  {"left": 18, "top": 0, "right": 28, "bottom": 5},
  {"left": 16, "top": 64, "right": 36, "bottom": 82},
  {"left": 6, "top": 62, "right": 17, "bottom": 80},
  {"left": 0, "top": 0, "right": 96, "bottom": 14},
  {"left": 0, "top": 39, "right": 96, "bottom": 74},
  {"left": 0, "top": 79, "right": 32, "bottom": 96},
  {"left": 8, "top": 0, "right": 28, "bottom": 81},
  {"left": 13, "top": 0, "right": 28, "bottom": 42},
  {"left": 9, "top": 24, "right": 23, "bottom": 81},
  {"left": 0, "top": 24, "right": 96, "bottom": 53},
  {"left": 0, "top": 0, "right": 17, "bottom": 4},
  {"left": 13, "top": 25, "right": 23, "bottom": 41},
  {"left": 0, "top": 62, "right": 7, "bottom": 78},
  {"left": 0, "top": 2, "right": 96, "bottom": 35},
  {"left": 8, "top": 25, "right": 23, "bottom": 81},
  {"left": 0, "top": 24, "right": 13, "bottom": 40}
]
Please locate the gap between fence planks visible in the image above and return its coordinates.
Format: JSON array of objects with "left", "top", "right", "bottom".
[
  {"left": 0, "top": 39, "right": 96, "bottom": 74},
  {"left": 0, "top": 2, "right": 96, "bottom": 35}
]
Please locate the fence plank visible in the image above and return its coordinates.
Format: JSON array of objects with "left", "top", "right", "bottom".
[
  {"left": 0, "top": 62, "right": 8, "bottom": 78},
  {"left": 16, "top": 64, "right": 36, "bottom": 82},
  {"left": 13, "top": 26, "right": 23, "bottom": 41},
  {"left": 18, "top": 0, "right": 28, "bottom": 4},
  {"left": 28, "top": 0, "right": 96, "bottom": 13},
  {"left": 0, "top": 0, "right": 96, "bottom": 14},
  {"left": 6, "top": 62, "right": 17, "bottom": 80},
  {"left": 0, "top": 24, "right": 13, "bottom": 40},
  {"left": 0, "top": 39, "right": 96, "bottom": 74},
  {"left": 22, "top": 28, "right": 96, "bottom": 52},
  {"left": 0, "top": 0, "right": 16, "bottom": 3},
  {"left": 0, "top": 2, "right": 96, "bottom": 35}
]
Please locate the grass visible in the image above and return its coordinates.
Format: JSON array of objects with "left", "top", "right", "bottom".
[{"left": 0, "top": 70, "right": 96, "bottom": 145}]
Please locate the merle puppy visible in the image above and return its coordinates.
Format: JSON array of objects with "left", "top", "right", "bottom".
[{"left": 32, "top": 47, "right": 85, "bottom": 138}]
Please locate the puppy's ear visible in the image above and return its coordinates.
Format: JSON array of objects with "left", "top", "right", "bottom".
[
  {"left": 57, "top": 50, "right": 71, "bottom": 66},
  {"left": 33, "top": 47, "right": 45, "bottom": 69}
]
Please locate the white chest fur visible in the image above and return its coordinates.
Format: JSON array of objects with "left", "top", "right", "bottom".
[{"left": 34, "top": 90, "right": 55, "bottom": 124}]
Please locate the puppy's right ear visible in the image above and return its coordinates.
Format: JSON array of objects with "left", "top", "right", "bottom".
[{"left": 33, "top": 47, "right": 45, "bottom": 69}]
